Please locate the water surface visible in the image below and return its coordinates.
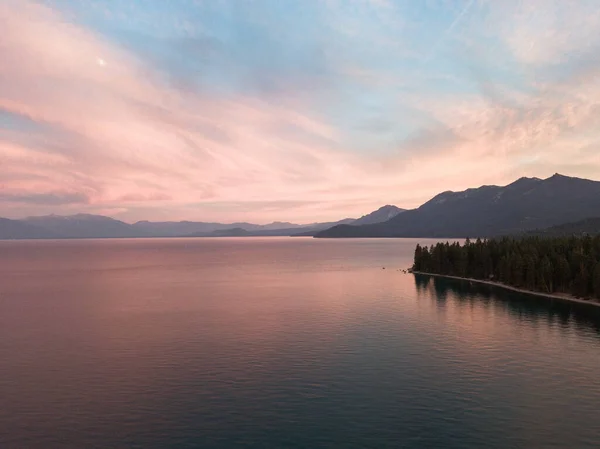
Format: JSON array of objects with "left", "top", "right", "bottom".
[{"left": 1, "top": 238, "right": 600, "bottom": 448}]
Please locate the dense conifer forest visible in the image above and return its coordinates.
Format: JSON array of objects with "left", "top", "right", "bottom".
[{"left": 413, "top": 237, "right": 600, "bottom": 301}]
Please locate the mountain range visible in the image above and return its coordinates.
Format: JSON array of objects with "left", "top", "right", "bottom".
[
  {"left": 0, "top": 205, "right": 405, "bottom": 240},
  {"left": 525, "top": 217, "right": 600, "bottom": 237},
  {"left": 3, "top": 174, "right": 599, "bottom": 240},
  {"left": 316, "top": 174, "right": 600, "bottom": 238}
]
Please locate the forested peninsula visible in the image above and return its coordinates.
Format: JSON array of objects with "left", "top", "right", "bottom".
[{"left": 412, "top": 236, "right": 600, "bottom": 303}]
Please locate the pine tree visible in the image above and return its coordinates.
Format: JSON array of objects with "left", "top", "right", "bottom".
[
  {"left": 554, "top": 256, "right": 571, "bottom": 292},
  {"left": 412, "top": 235, "right": 600, "bottom": 301},
  {"left": 593, "top": 263, "right": 600, "bottom": 298},
  {"left": 524, "top": 255, "right": 536, "bottom": 290},
  {"left": 574, "top": 265, "right": 590, "bottom": 298},
  {"left": 511, "top": 253, "right": 524, "bottom": 287},
  {"left": 413, "top": 244, "right": 423, "bottom": 271},
  {"left": 538, "top": 256, "right": 554, "bottom": 293}
]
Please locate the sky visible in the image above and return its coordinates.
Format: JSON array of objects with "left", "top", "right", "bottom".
[{"left": 2, "top": 0, "right": 600, "bottom": 224}]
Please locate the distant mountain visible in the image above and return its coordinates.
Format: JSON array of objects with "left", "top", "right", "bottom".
[
  {"left": 186, "top": 209, "right": 404, "bottom": 238},
  {"left": 351, "top": 205, "right": 404, "bottom": 226},
  {"left": 527, "top": 217, "right": 600, "bottom": 237},
  {"left": 0, "top": 218, "right": 59, "bottom": 239},
  {"left": 187, "top": 219, "right": 356, "bottom": 237},
  {"left": 290, "top": 219, "right": 357, "bottom": 237},
  {"left": 259, "top": 222, "right": 303, "bottom": 231},
  {"left": 132, "top": 220, "right": 259, "bottom": 237},
  {"left": 0, "top": 204, "right": 403, "bottom": 240},
  {"left": 132, "top": 220, "right": 306, "bottom": 237},
  {"left": 206, "top": 228, "right": 252, "bottom": 237},
  {"left": 316, "top": 174, "right": 600, "bottom": 238},
  {"left": 23, "top": 214, "right": 142, "bottom": 239},
  {"left": 183, "top": 208, "right": 402, "bottom": 238}
]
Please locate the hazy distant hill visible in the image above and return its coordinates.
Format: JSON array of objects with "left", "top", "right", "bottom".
[
  {"left": 0, "top": 218, "right": 59, "bottom": 239},
  {"left": 132, "top": 220, "right": 263, "bottom": 237},
  {"left": 132, "top": 220, "right": 309, "bottom": 237},
  {"left": 205, "top": 227, "right": 252, "bottom": 237},
  {"left": 0, "top": 214, "right": 355, "bottom": 240},
  {"left": 0, "top": 204, "right": 403, "bottom": 240},
  {"left": 184, "top": 207, "right": 404, "bottom": 238},
  {"left": 23, "top": 214, "right": 142, "bottom": 239},
  {"left": 259, "top": 222, "right": 303, "bottom": 231},
  {"left": 316, "top": 174, "right": 600, "bottom": 238},
  {"left": 183, "top": 206, "right": 403, "bottom": 238},
  {"left": 351, "top": 205, "right": 404, "bottom": 226},
  {"left": 187, "top": 219, "right": 357, "bottom": 237}
]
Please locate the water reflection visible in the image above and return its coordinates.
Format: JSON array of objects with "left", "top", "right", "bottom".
[
  {"left": 2, "top": 239, "right": 600, "bottom": 448},
  {"left": 414, "top": 274, "right": 600, "bottom": 335}
]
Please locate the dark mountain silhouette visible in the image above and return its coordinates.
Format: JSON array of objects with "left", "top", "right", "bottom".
[
  {"left": 23, "top": 214, "right": 143, "bottom": 239},
  {"left": 316, "top": 174, "right": 600, "bottom": 238},
  {"left": 526, "top": 217, "right": 600, "bottom": 237}
]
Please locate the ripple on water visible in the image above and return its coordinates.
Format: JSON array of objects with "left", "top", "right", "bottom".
[{"left": 0, "top": 238, "right": 599, "bottom": 448}]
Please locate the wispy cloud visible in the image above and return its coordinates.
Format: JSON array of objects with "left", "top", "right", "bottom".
[
  {"left": 425, "top": 0, "right": 476, "bottom": 62},
  {"left": 0, "top": 191, "right": 89, "bottom": 205},
  {"left": 1, "top": 0, "right": 600, "bottom": 222}
]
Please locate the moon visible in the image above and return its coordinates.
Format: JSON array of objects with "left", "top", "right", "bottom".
[{"left": 96, "top": 57, "right": 106, "bottom": 67}]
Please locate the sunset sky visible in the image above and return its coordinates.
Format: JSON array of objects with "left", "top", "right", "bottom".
[{"left": 2, "top": 0, "right": 600, "bottom": 223}]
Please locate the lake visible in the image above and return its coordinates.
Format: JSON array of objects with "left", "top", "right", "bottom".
[{"left": 1, "top": 237, "right": 600, "bottom": 448}]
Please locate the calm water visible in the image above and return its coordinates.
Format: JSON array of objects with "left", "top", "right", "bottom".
[{"left": 1, "top": 238, "right": 600, "bottom": 448}]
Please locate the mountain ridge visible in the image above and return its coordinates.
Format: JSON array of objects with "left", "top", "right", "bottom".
[
  {"left": 0, "top": 205, "right": 400, "bottom": 240},
  {"left": 525, "top": 217, "right": 600, "bottom": 237},
  {"left": 5, "top": 173, "right": 599, "bottom": 240},
  {"left": 351, "top": 205, "right": 405, "bottom": 226},
  {"left": 23, "top": 214, "right": 143, "bottom": 239},
  {"left": 0, "top": 218, "right": 60, "bottom": 239},
  {"left": 316, "top": 174, "right": 600, "bottom": 238}
]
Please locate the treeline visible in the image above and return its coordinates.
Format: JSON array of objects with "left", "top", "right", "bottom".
[{"left": 413, "top": 236, "right": 600, "bottom": 300}]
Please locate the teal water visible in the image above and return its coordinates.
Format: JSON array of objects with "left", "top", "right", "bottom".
[{"left": 1, "top": 237, "right": 600, "bottom": 448}]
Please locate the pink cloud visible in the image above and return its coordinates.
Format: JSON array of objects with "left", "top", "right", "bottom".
[
  {"left": 1, "top": 0, "right": 600, "bottom": 224},
  {"left": 0, "top": 1, "right": 360, "bottom": 219},
  {"left": 489, "top": 0, "right": 600, "bottom": 65}
]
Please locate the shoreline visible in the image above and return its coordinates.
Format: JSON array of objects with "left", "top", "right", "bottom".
[{"left": 412, "top": 271, "right": 600, "bottom": 309}]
